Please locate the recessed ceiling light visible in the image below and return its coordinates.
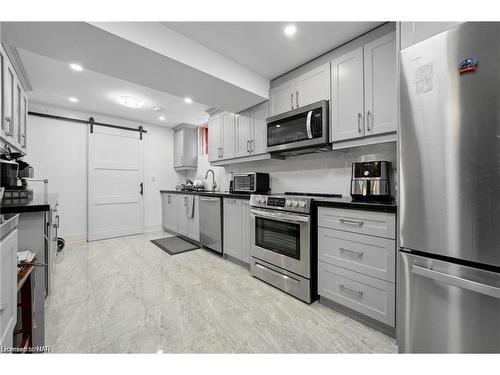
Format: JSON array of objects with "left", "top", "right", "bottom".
[
  {"left": 153, "top": 107, "right": 162, "bottom": 112},
  {"left": 68, "top": 97, "right": 79, "bottom": 103},
  {"left": 284, "top": 25, "right": 297, "bottom": 37},
  {"left": 184, "top": 97, "right": 193, "bottom": 104},
  {"left": 70, "top": 63, "right": 83, "bottom": 71},
  {"left": 159, "top": 116, "right": 166, "bottom": 121},
  {"left": 118, "top": 95, "right": 143, "bottom": 108}
]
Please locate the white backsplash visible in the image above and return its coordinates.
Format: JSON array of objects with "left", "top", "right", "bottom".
[{"left": 178, "top": 130, "right": 397, "bottom": 197}]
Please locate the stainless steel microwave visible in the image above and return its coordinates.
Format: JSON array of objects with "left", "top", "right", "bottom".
[
  {"left": 233, "top": 172, "right": 269, "bottom": 193},
  {"left": 266, "top": 100, "right": 329, "bottom": 154}
]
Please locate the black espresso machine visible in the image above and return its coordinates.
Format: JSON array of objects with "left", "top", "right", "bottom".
[{"left": 1, "top": 147, "right": 34, "bottom": 203}]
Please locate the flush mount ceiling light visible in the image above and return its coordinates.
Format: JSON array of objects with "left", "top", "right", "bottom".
[
  {"left": 153, "top": 107, "right": 163, "bottom": 112},
  {"left": 284, "top": 24, "right": 297, "bottom": 37},
  {"left": 118, "top": 95, "right": 143, "bottom": 108},
  {"left": 184, "top": 97, "right": 193, "bottom": 104},
  {"left": 68, "top": 97, "right": 79, "bottom": 103},
  {"left": 159, "top": 116, "right": 166, "bottom": 121},
  {"left": 70, "top": 63, "right": 83, "bottom": 71}
]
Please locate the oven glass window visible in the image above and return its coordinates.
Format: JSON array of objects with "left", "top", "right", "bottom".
[{"left": 255, "top": 217, "right": 300, "bottom": 260}]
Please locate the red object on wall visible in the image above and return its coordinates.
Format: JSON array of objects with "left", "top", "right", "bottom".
[{"left": 202, "top": 127, "right": 208, "bottom": 155}]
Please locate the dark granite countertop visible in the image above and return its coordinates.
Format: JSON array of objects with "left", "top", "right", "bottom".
[
  {"left": 0, "top": 193, "right": 59, "bottom": 214},
  {"left": 160, "top": 189, "right": 251, "bottom": 200},
  {"left": 313, "top": 196, "right": 397, "bottom": 213}
]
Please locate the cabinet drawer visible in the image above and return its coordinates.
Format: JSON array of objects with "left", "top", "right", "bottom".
[
  {"left": 318, "top": 227, "right": 395, "bottom": 282},
  {"left": 318, "top": 207, "right": 395, "bottom": 239},
  {"left": 318, "top": 262, "right": 395, "bottom": 326}
]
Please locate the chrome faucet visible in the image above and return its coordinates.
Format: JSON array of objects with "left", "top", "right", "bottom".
[{"left": 205, "top": 169, "right": 217, "bottom": 191}]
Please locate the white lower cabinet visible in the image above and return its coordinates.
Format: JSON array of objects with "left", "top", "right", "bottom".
[
  {"left": 317, "top": 206, "right": 396, "bottom": 327},
  {"left": 187, "top": 196, "right": 199, "bottom": 242},
  {"left": 162, "top": 193, "right": 199, "bottom": 242},
  {"left": 318, "top": 262, "right": 395, "bottom": 326},
  {"left": 223, "top": 198, "right": 251, "bottom": 264},
  {"left": 0, "top": 228, "right": 18, "bottom": 348}
]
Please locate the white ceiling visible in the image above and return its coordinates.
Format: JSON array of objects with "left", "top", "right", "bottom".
[
  {"left": 164, "top": 22, "right": 384, "bottom": 79},
  {"left": 2, "top": 22, "right": 269, "bottom": 114},
  {"left": 18, "top": 49, "right": 210, "bottom": 128}
]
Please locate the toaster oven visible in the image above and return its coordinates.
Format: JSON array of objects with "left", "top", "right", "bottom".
[{"left": 233, "top": 172, "right": 270, "bottom": 194}]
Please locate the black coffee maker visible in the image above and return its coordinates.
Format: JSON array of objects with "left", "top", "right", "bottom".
[{"left": 1, "top": 147, "right": 34, "bottom": 202}]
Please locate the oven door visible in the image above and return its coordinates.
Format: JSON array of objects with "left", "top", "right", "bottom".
[
  {"left": 266, "top": 100, "right": 328, "bottom": 153},
  {"left": 250, "top": 207, "right": 311, "bottom": 278}
]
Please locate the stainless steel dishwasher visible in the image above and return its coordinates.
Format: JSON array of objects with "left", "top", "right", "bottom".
[{"left": 199, "top": 196, "right": 222, "bottom": 253}]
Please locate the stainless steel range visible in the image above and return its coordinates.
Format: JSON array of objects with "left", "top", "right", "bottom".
[{"left": 249, "top": 192, "right": 341, "bottom": 303}]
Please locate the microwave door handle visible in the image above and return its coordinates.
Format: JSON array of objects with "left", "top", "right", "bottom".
[{"left": 306, "top": 111, "right": 313, "bottom": 139}]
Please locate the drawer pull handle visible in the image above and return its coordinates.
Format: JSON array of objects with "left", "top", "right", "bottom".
[
  {"left": 340, "top": 284, "right": 364, "bottom": 298},
  {"left": 339, "top": 247, "right": 364, "bottom": 257},
  {"left": 339, "top": 218, "right": 364, "bottom": 226}
]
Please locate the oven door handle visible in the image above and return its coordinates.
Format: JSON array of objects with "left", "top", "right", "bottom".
[
  {"left": 250, "top": 208, "right": 310, "bottom": 223},
  {"left": 306, "top": 110, "right": 313, "bottom": 139}
]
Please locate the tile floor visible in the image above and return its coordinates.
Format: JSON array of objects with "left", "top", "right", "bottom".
[{"left": 45, "top": 230, "right": 397, "bottom": 353}]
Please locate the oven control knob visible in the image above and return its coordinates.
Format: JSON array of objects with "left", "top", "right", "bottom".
[
  {"left": 292, "top": 200, "right": 299, "bottom": 207},
  {"left": 299, "top": 201, "right": 306, "bottom": 208},
  {"left": 286, "top": 200, "right": 292, "bottom": 207}
]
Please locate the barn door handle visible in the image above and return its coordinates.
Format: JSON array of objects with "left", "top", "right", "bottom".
[{"left": 140, "top": 182, "right": 144, "bottom": 195}]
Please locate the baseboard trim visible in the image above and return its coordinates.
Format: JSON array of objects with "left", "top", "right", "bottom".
[
  {"left": 63, "top": 233, "right": 87, "bottom": 244},
  {"left": 144, "top": 224, "right": 163, "bottom": 233},
  {"left": 319, "top": 296, "right": 396, "bottom": 338}
]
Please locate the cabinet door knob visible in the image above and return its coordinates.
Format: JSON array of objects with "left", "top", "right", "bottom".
[
  {"left": 357, "top": 113, "right": 363, "bottom": 133},
  {"left": 366, "top": 110, "right": 371, "bottom": 131}
]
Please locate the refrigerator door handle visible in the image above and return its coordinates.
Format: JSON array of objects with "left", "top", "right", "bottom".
[{"left": 411, "top": 265, "right": 500, "bottom": 299}]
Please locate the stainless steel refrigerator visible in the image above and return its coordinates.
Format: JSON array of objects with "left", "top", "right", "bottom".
[{"left": 399, "top": 22, "right": 500, "bottom": 353}]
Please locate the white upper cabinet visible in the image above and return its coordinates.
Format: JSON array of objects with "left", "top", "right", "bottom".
[
  {"left": 331, "top": 32, "right": 396, "bottom": 143},
  {"left": 4, "top": 61, "right": 14, "bottom": 137},
  {"left": 269, "top": 80, "right": 295, "bottom": 117},
  {"left": 15, "top": 81, "right": 22, "bottom": 144},
  {"left": 235, "top": 110, "right": 251, "bottom": 158},
  {"left": 250, "top": 102, "right": 268, "bottom": 155},
  {"left": 0, "top": 51, "right": 3, "bottom": 136},
  {"left": 1, "top": 44, "right": 29, "bottom": 153},
  {"left": 295, "top": 62, "right": 331, "bottom": 108},
  {"left": 269, "top": 63, "right": 331, "bottom": 117},
  {"left": 364, "top": 32, "right": 397, "bottom": 136},
  {"left": 20, "top": 94, "right": 27, "bottom": 148},
  {"left": 331, "top": 47, "right": 365, "bottom": 142},
  {"left": 173, "top": 125, "right": 198, "bottom": 169},
  {"left": 208, "top": 112, "right": 221, "bottom": 162},
  {"left": 221, "top": 111, "right": 235, "bottom": 160}
]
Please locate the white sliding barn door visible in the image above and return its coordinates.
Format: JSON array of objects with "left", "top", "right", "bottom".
[{"left": 88, "top": 125, "right": 144, "bottom": 241}]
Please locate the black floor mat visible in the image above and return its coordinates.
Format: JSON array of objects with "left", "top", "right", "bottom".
[{"left": 151, "top": 236, "right": 199, "bottom": 255}]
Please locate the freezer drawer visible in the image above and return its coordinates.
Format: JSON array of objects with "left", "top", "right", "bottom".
[
  {"left": 398, "top": 251, "right": 500, "bottom": 353},
  {"left": 318, "top": 227, "right": 396, "bottom": 282},
  {"left": 318, "top": 207, "right": 395, "bottom": 239},
  {"left": 318, "top": 261, "right": 395, "bottom": 326}
]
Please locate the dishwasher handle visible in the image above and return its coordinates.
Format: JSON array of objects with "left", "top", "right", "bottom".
[
  {"left": 199, "top": 197, "right": 220, "bottom": 202},
  {"left": 411, "top": 265, "right": 500, "bottom": 299}
]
